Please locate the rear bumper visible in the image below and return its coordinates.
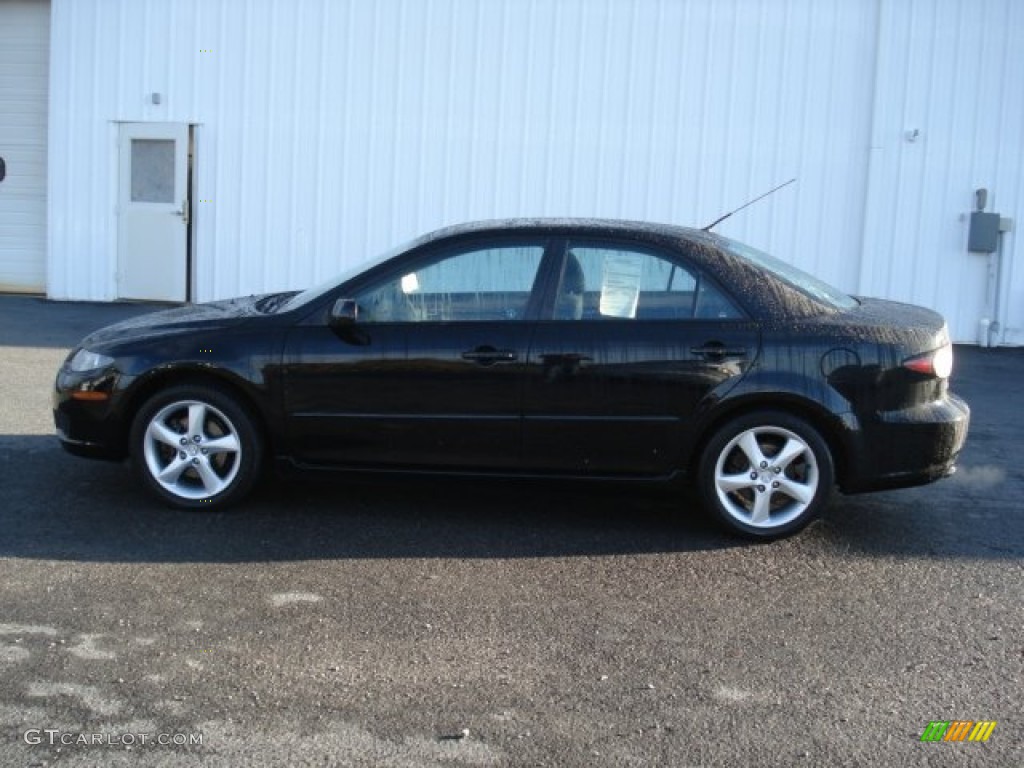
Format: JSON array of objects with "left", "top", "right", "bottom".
[{"left": 842, "top": 393, "right": 970, "bottom": 493}]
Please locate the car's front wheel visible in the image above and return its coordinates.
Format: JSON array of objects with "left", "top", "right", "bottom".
[
  {"left": 698, "top": 410, "right": 834, "bottom": 539},
  {"left": 130, "top": 383, "right": 262, "bottom": 509}
]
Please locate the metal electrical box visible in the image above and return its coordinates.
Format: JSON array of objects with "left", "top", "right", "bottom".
[{"left": 969, "top": 211, "right": 1000, "bottom": 253}]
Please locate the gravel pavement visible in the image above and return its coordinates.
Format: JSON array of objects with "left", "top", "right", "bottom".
[{"left": 1, "top": 295, "right": 1021, "bottom": 767}]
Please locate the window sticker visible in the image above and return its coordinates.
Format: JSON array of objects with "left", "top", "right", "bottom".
[{"left": 599, "top": 253, "right": 643, "bottom": 318}]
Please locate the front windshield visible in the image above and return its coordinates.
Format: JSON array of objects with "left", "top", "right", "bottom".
[
  {"left": 721, "top": 237, "right": 858, "bottom": 310},
  {"left": 275, "top": 240, "right": 409, "bottom": 314}
]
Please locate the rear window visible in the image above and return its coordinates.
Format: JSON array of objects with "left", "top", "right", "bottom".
[{"left": 721, "top": 238, "right": 858, "bottom": 310}]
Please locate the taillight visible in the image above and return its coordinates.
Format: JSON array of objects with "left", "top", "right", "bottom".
[{"left": 903, "top": 345, "right": 953, "bottom": 378}]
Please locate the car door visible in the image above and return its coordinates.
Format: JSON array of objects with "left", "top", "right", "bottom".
[
  {"left": 282, "top": 238, "right": 551, "bottom": 470},
  {"left": 522, "top": 239, "right": 760, "bottom": 475}
]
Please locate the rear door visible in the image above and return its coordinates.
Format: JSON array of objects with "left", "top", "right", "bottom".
[
  {"left": 283, "top": 238, "right": 552, "bottom": 469},
  {"left": 522, "top": 240, "right": 759, "bottom": 475}
]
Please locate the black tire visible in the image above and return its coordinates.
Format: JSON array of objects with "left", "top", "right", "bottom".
[
  {"left": 697, "top": 410, "right": 834, "bottom": 539},
  {"left": 129, "top": 383, "right": 263, "bottom": 510}
]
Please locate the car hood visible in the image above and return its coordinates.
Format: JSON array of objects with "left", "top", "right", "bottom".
[{"left": 78, "top": 295, "right": 269, "bottom": 348}]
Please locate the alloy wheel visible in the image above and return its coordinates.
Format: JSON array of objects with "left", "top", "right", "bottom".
[
  {"left": 142, "top": 399, "right": 243, "bottom": 500},
  {"left": 712, "top": 425, "right": 819, "bottom": 530}
]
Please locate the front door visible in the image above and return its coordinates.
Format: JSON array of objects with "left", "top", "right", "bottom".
[
  {"left": 117, "top": 122, "right": 189, "bottom": 301},
  {"left": 283, "top": 239, "right": 551, "bottom": 470}
]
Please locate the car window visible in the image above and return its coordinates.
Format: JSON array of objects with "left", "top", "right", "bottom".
[
  {"left": 555, "top": 245, "right": 742, "bottom": 320},
  {"left": 720, "top": 237, "right": 858, "bottom": 310},
  {"left": 352, "top": 244, "right": 545, "bottom": 322}
]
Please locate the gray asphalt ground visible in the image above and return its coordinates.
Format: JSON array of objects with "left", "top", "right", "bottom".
[{"left": 1, "top": 294, "right": 1022, "bottom": 767}]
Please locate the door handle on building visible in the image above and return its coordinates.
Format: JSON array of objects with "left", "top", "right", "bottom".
[{"left": 173, "top": 199, "right": 189, "bottom": 226}]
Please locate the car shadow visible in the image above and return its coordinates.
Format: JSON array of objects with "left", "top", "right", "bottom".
[
  {"left": 2, "top": 433, "right": 1021, "bottom": 563},
  {"left": 817, "top": 486, "right": 1022, "bottom": 559},
  {"left": 1, "top": 434, "right": 741, "bottom": 563}
]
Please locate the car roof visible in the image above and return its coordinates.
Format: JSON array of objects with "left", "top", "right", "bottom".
[{"left": 409, "top": 217, "right": 721, "bottom": 249}]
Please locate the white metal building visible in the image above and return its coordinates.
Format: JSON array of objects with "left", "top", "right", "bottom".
[
  {"left": 1, "top": 0, "right": 1021, "bottom": 345},
  {"left": 0, "top": 0, "right": 49, "bottom": 294}
]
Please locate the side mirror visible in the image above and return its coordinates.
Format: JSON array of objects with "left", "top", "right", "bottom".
[
  {"left": 327, "top": 298, "right": 370, "bottom": 345},
  {"left": 328, "top": 298, "right": 359, "bottom": 326}
]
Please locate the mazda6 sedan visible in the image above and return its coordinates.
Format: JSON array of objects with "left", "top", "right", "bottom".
[{"left": 54, "top": 219, "right": 969, "bottom": 538}]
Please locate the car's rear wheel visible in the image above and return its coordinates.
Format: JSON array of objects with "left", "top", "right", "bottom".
[
  {"left": 698, "top": 410, "right": 833, "bottom": 539},
  {"left": 130, "top": 384, "right": 262, "bottom": 509}
]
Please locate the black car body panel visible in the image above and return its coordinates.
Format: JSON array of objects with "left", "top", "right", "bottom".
[
  {"left": 54, "top": 218, "right": 969, "bottom": 531},
  {"left": 521, "top": 318, "right": 759, "bottom": 475}
]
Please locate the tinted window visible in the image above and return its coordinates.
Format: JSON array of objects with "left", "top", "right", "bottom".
[
  {"left": 555, "top": 245, "right": 742, "bottom": 321},
  {"left": 353, "top": 244, "right": 545, "bottom": 322},
  {"left": 721, "top": 237, "right": 858, "bottom": 310}
]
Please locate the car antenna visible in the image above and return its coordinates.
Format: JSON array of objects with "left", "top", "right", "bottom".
[{"left": 702, "top": 178, "right": 796, "bottom": 232}]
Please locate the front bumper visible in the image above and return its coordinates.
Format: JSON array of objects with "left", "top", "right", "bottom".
[
  {"left": 843, "top": 393, "right": 970, "bottom": 493},
  {"left": 53, "top": 368, "right": 128, "bottom": 460}
]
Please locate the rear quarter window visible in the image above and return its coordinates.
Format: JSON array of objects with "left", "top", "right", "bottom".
[{"left": 721, "top": 238, "right": 858, "bottom": 311}]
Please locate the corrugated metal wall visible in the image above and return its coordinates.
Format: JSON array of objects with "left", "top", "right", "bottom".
[
  {"left": 46, "top": 0, "right": 1023, "bottom": 344},
  {"left": 47, "top": 0, "right": 878, "bottom": 302},
  {"left": 862, "top": 0, "right": 1024, "bottom": 346}
]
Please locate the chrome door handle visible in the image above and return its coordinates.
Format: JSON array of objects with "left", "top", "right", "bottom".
[
  {"left": 461, "top": 346, "right": 518, "bottom": 365},
  {"left": 691, "top": 343, "right": 747, "bottom": 359}
]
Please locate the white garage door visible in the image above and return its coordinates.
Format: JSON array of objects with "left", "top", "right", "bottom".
[{"left": 0, "top": 0, "right": 49, "bottom": 293}]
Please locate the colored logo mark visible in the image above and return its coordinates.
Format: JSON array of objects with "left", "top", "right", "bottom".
[{"left": 920, "top": 720, "right": 996, "bottom": 742}]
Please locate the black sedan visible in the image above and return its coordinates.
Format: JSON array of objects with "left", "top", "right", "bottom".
[{"left": 54, "top": 219, "right": 969, "bottom": 538}]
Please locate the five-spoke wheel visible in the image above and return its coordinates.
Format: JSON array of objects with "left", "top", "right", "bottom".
[
  {"left": 698, "top": 411, "right": 834, "bottom": 538},
  {"left": 130, "top": 384, "right": 262, "bottom": 509}
]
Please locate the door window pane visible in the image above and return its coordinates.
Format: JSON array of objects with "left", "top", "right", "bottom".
[
  {"left": 354, "top": 245, "right": 545, "bottom": 322},
  {"left": 558, "top": 245, "right": 741, "bottom": 320},
  {"left": 130, "top": 139, "right": 176, "bottom": 203}
]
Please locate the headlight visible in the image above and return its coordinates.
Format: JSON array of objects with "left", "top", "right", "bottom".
[{"left": 69, "top": 349, "right": 115, "bottom": 372}]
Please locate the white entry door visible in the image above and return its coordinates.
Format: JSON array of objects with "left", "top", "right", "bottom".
[{"left": 117, "top": 122, "right": 189, "bottom": 301}]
